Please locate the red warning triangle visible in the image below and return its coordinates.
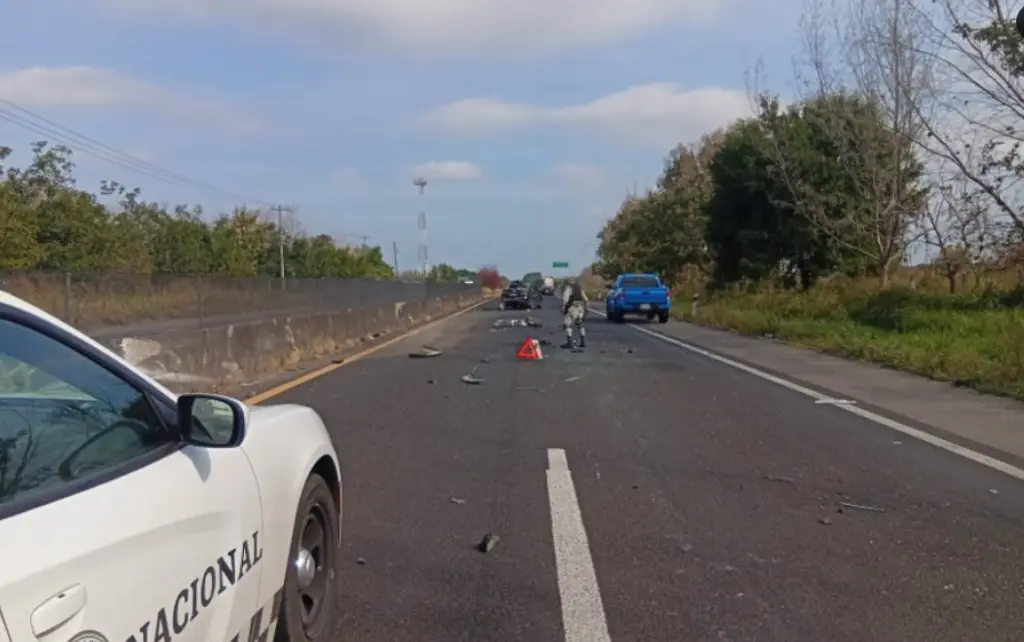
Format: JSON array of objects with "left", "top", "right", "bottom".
[{"left": 516, "top": 337, "right": 540, "bottom": 360}]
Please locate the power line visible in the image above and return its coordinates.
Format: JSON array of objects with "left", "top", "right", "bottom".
[{"left": 0, "top": 98, "right": 273, "bottom": 207}]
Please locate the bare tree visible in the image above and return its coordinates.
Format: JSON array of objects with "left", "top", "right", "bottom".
[
  {"left": 900, "top": 0, "right": 1024, "bottom": 240},
  {"left": 920, "top": 156, "right": 1001, "bottom": 291}
]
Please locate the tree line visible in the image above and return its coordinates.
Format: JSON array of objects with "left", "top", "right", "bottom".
[
  {"left": 0, "top": 141, "right": 476, "bottom": 282},
  {"left": 595, "top": 0, "right": 1024, "bottom": 295}
]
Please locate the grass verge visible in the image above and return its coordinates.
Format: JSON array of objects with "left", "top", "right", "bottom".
[{"left": 673, "top": 280, "right": 1024, "bottom": 401}]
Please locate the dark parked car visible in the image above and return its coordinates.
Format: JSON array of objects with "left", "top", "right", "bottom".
[{"left": 500, "top": 280, "right": 543, "bottom": 310}]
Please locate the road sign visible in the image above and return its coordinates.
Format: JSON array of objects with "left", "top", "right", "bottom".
[{"left": 552, "top": 261, "right": 569, "bottom": 268}]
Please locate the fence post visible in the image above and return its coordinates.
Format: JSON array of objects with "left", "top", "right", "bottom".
[
  {"left": 63, "top": 272, "right": 73, "bottom": 324},
  {"left": 691, "top": 293, "right": 699, "bottom": 318}
]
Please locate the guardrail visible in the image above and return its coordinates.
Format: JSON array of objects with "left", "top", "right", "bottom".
[{"left": 0, "top": 271, "right": 475, "bottom": 332}]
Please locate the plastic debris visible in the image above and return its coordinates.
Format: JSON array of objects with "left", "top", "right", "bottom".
[
  {"left": 763, "top": 475, "right": 794, "bottom": 483},
  {"left": 450, "top": 497, "right": 466, "bottom": 504},
  {"left": 461, "top": 374, "right": 483, "bottom": 385}
]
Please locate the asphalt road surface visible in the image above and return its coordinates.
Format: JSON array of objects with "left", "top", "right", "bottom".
[{"left": 269, "top": 301, "right": 1024, "bottom": 642}]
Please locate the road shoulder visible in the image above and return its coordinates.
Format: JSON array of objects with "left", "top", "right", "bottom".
[{"left": 600, "top": 310, "right": 1024, "bottom": 462}]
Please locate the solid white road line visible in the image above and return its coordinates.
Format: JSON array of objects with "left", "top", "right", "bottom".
[
  {"left": 592, "top": 308, "right": 1024, "bottom": 482},
  {"left": 546, "top": 448, "right": 612, "bottom": 642}
]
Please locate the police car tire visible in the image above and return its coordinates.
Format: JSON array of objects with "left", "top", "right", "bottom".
[{"left": 276, "top": 474, "right": 338, "bottom": 641}]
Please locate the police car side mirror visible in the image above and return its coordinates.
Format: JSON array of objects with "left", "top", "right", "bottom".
[{"left": 177, "top": 393, "right": 248, "bottom": 448}]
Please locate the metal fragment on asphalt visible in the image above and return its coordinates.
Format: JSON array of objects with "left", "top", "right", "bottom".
[
  {"left": 564, "top": 376, "right": 581, "bottom": 382},
  {"left": 764, "top": 474, "right": 795, "bottom": 483},
  {"left": 450, "top": 497, "right": 466, "bottom": 504},
  {"left": 838, "top": 501, "right": 885, "bottom": 513},
  {"left": 461, "top": 374, "right": 483, "bottom": 385},
  {"left": 477, "top": 532, "right": 499, "bottom": 553},
  {"left": 356, "top": 557, "right": 367, "bottom": 565},
  {"left": 409, "top": 346, "right": 442, "bottom": 358}
]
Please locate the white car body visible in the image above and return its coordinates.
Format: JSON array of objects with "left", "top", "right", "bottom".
[{"left": 0, "top": 291, "right": 341, "bottom": 642}]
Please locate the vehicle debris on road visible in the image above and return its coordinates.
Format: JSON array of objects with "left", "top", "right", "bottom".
[
  {"left": 409, "top": 346, "right": 442, "bottom": 358},
  {"left": 450, "top": 497, "right": 466, "bottom": 504},
  {"left": 763, "top": 474, "right": 795, "bottom": 484},
  {"left": 477, "top": 532, "right": 499, "bottom": 553},
  {"left": 838, "top": 501, "right": 885, "bottom": 513},
  {"left": 461, "top": 374, "right": 483, "bottom": 385}
]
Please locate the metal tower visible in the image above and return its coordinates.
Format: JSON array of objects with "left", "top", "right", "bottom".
[{"left": 414, "top": 177, "right": 428, "bottom": 275}]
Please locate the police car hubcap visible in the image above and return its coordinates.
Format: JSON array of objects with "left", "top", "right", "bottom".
[{"left": 294, "top": 548, "right": 316, "bottom": 589}]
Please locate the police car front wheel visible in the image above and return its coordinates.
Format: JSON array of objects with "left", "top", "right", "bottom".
[{"left": 276, "top": 474, "right": 339, "bottom": 641}]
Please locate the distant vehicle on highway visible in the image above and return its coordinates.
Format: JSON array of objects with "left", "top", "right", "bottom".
[
  {"left": 500, "top": 280, "right": 542, "bottom": 310},
  {"left": 0, "top": 290, "right": 341, "bottom": 642},
  {"left": 541, "top": 276, "right": 556, "bottom": 295},
  {"left": 606, "top": 273, "right": 671, "bottom": 323}
]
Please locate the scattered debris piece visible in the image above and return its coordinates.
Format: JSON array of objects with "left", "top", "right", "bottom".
[
  {"left": 477, "top": 532, "right": 500, "bottom": 553},
  {"left": 427, "top": 379, "right": 435, "bottom": 384},
  {"left": 818, "top": 517, "right": 832, "bottom": 526},
  {"left": 989, "top": 488, "right": 999, "bottom": 495},
  {"left": 838, "top": 501, "right": 885, "bottom": 513},
  {"left": 763, "top": 474, "right": 795, "bottom": 484},
  {"left": 331, "top": 357, "right": 345, "bottom": 364},
  {"left": 356, "top": 557, "right": 367, "bottom": 565},
  {"left": 450, "top": 497, "right": 466, "bottom": 504},
  {"left": 538, "top": 338, "right": 552, "bottom": 346},
  {"left": 461, "top": 374, "right": 483, "bottom": 385},
  {"left": 479, "top": 357, "right": 491, "bottom": 364},
  {"left": 892, "top": 440, "right": 902, "bottom": 445},
  {"left": 409, "top": 346, "right": 442, "bottom": 358},
  {"left": 815, "top": 398, "right": 858, "bottom": 405},
  {"left": 564, "top": 376, "right": 581, "bottom": 383},
  {"left": 525, "top": 317, "right": 542, "bottom": 327}
]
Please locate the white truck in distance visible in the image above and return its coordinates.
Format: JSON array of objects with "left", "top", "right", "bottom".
[{"left": 542, "top": 276, "right": 556, "bottom": 295}]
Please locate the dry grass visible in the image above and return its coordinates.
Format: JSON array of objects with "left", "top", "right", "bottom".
[{"left": 674, "top": 267, "right": 1024, "bottom": 400}]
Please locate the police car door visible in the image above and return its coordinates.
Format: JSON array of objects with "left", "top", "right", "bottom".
[{"left": 0, "top": 312, "right": 264, "bottom": 642}]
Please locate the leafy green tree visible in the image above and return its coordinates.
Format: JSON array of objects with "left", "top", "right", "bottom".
[{"left": 0, "top": 141, "right": 395, "bottom": 280}]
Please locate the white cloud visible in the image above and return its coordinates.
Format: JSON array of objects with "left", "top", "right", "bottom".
[
  {"left": 410, "top": 161, "right": 482, "bottom": 181},
  {"left": 550, "top": 162, "right": 609, "bottom": 187},
  {"left": 0, "top": 66, "right": 262, "bottom": 135},
  {"left": 423, "top": 83, "right": 752, "bottom": 148},
  {"left": 92, "top": 0, "right": 719, "bottom": 56}
]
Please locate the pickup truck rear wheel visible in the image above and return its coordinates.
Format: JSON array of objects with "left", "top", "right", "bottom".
[
  {"left": 658, "top": 311, "right": 669, "bottom": 323},
  {"left": 276, "top": 474, "right": 339, "bottom": 642}
]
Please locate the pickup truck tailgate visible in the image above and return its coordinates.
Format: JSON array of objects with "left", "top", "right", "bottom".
[{"left": 623, "top": 287, "right": 668, "bottom": 304}]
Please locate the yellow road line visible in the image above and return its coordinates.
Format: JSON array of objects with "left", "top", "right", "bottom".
[{"left": 246, "top": 297, "right": 495, "bottom": 405}]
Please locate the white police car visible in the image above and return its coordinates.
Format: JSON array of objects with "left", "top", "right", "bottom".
[{"left": 0, "top": 291, "right": 341, "bottom": 642}]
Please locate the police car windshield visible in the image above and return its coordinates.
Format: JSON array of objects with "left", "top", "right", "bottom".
[{"left": 622, "top": 276, "right": 659, "bottom": 287}]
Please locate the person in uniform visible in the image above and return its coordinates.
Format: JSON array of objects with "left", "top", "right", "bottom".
[{"left": 560, "top": 277, "right": 588, "bottom": 349}]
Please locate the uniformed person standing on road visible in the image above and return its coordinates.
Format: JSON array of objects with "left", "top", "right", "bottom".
[{"left": 560, "top": 277, "right": 588, "bottom": 349}]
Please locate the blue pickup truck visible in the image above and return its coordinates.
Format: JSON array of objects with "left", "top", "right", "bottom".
[{"left": 605, "top": 273, "right": 671, "bottom": 323}]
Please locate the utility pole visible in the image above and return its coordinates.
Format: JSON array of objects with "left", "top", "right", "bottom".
[
  {"left": 413, "top": 177, "right": 428, "bottom": 276},
  {"left": 357, "top": 235, "right": 369, "bottom": 251},
  {"left": 392, "top": 241, "right": 399, "bottom": 278},
  {"left": 272, "top": 204, "right": 290, "bottom": 287}
]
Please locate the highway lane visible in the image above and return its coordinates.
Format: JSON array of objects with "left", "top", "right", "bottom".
[{"left": 267, "top": 301, "right": 1024, "bottom": 641}]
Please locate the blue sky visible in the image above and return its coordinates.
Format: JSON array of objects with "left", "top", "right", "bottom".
[{"left": 1, "top": 0, "right": 803, "bottom": 277}]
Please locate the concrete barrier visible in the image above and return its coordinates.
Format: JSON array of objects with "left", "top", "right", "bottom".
[{"left": 97, "top": 291, "right": 488, "bottom": 392}]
